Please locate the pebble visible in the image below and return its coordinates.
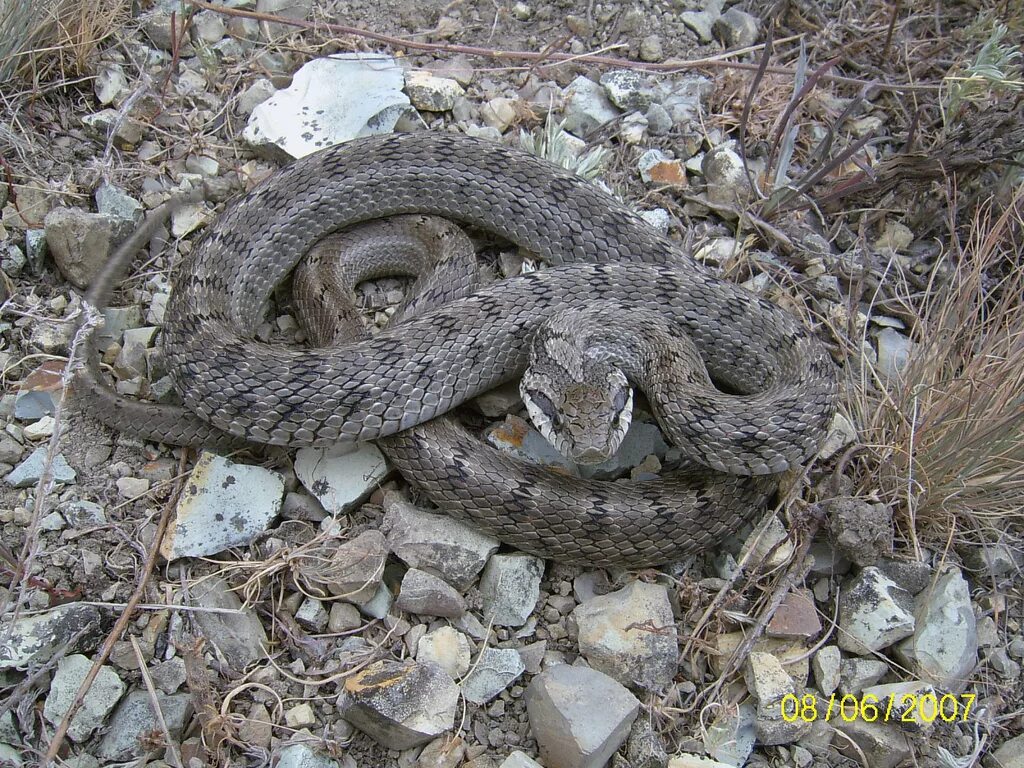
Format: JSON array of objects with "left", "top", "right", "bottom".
[
  {"left": 189, "top": 577, "right": 268, "bottom": 672},
  {"left": 284, "top": 702, "right": 317, "bottom": 729},
  {"left": 461, "top": 647, "right": 526, "bottom": 704},
  {"left": 22, "top": 417, "right": 55, "bottom": 440},
  {"left": 295, "top": 598, "right": 329, "bottom": 632},
  {"left": 328, "top": 602, "right": 362, "bottom": 633},
  {"left": 562, "top": 75, "right": 619, "bottom": 136},
  {"left": 837, "top": 566, "right": 915, "bottom": 654},
  {"left": 382, "top": 492, "right": 499, "bottom": 590},
  {"left": 894, "top": 567, "right": 977, "bottom": 690},
  {"left": 339, "top": 659, "right": 459, "bottom": 750},
  {"left": 316, "top": 530, "right": 387, "bottom": 603},
  {"left": 599, "top": 70, "right": 654, "bottom": 111},
  {"left": 237, "top": 78, "right": 276, "bottom": 115},
  {"left": 276, "top": 742, "right": 341, "bottom": 768},
  {"left": 625, "top": 718, "right": 668, "bottom": 768},
  {"left": 876, "top": 327, "right": 916, "bottom": 379},
  {"left": 839, "top": 657, "right": 890, "bottom": 695},
  {"left": 745, "top": 652, "right": 810, "bottom": 744},
  {"left": 702, "top": 143, "right": 751, "bottom": 207},
  {"left": 395, "top": 568, "right": 467, "bottom": 618},
  {"left": 43, "top": 207, "right": 131, "bottom": 289},
  {"left": 479, "top": 554, "right": 545, "bottom": 628},
  {"left": 160, "top": 452, "right": 284, "bottom": 559},
  {"left": 43, "top": 654, "right": 125, "bottom": 741},
  {"left": 5, "top": 446, "right": 76, "bottom": 488},
  {"left": 766, "top": 588, "right": 822, "bottom": 640},
  {"left": 831, "top": 718, "right": 912, "bottom": 768},
  {"left": 526, "top": 664, "right": 639, "bottom": 768},
  {"left": 638, "top": 35, "right": 664, "bottom": 62},
  {"left": 738, "top": 514, "right": 794, "bottom": 570},
  {"left": 991, "top": 734, "right": 1024, "bottom": 768},
  {"left": 637, "top": 150, "right": 687, "bottom": 187},
  {"left": 499, "top": 752, "right": 543, "bottom": 768},
  {"left": 405, "top": 71, "right": 465, "bottom": 112},
  {"left": 572, "top": 580, "right": 678, "bottom": 691},
  {"left": 712, "top": 7, "right": 761, "bottom": 48},
  {"left": 417, "top": 626, "right": 472, "bottom": 679},
  {"left": 812, "top": 645, "right": 841, "bottom": 696},
  {"left": 243, "top": 53, "right": 412, "bottom": 159},
  {"left": 294, "top": 443, "right": 388, "bottom": 514}
]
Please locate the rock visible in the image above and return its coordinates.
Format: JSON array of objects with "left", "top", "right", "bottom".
[
  {"left": 579, "top": 420, "right": 670, "bottom": 480},
  {"left": 4, "top": 446, "right": 76, "bottom": 488},
  {"left": 876, "top": 328, "right": 916, "bottom": 380},
  {"left": 94, "top": 184, "right": 142, "bottom": 225},
  {"left": 63, "top": 501, "right": 106, "bottom": 527},
  {"left": 382, "top": 493, "right": 499, "bottom": 590},
  {"left": 311, "top": 530, "right": 387, "bottom": 603},
  {"left": 43, "top": 654, "right": 125, "bottom": 741},
  {"left": 702, "top": 699, "right": 756, "bottom": 765},
  {"left": 191, "top": 9, "right": 227, "bottom": 43},
  {"left": 961, "top": 541, "right": 1022, "bottom": 579},
  {"left": 189, "top": 577, "right": 268, "bottom": 671},
  {"left": 562, "top": 76, "right": 619, "bottom": 136},
  {"left": 93, "top": 62, "right": 128, "bottom": 105},
  {"left": 358, "top": 582, "right": 393, "bottom": 619},
  {"left": 417, "top": 626, "right": 472, "bottom": 679},
  {"left": 702, "top": 144, "right": 750, "bottom": 207},
  {"left": 599, "top": 70, "right": 654, "bottom": 111},
  {"left": 148, "top": 657, "right": 187, "bottom": 695},
  {"left": 115, "top": 476, "right": 149, "bottom": 499},
  {"left": 572, "top": 581, "right": 677, "bottom": 692},
  {"left": 479, "top": 97, "right": 519, "bottom": 132},
  {"left": 0, "top": 604, "right": 103, "bottom": 669},
  {"left": 876, "top": 557, "right": 932, "bottom": 595},
  {"left": 738, "top": 514, "right": 794, "bottom": 570},
  {"left": 645, "top": 103, "right": 673, "bottom": 136},
  {"left": 295, "top": 598, "right": 329, "bottom": 632},
  {"left": 479, "top": 554, "right": 545, "bottom": 627},
  {"left": 745, "top": 652, "right": 810, "bottom": 745},
  {"left": 818, "top": 412, "right": 858, "bottom": 460},
  {"left": 285, "top": 702, "right": 317, "bottom": 729},
  {"left": 406, "top": 71, "right": 465, "bottom": 111},
  {"left": 256, "top": 0, "right": 313, "bottom": 38},
  {"left": 812, "top": 646, "right": 841, "bottom": 696},
  {"left": 237, "top": 78, "right": 276, "bottom": 115},
  {"left": 14, "top": 361, "right": 63, "bottom": 420},
  {"left": 626, "top": 718, "right": 668, "bottom": 768},
  {"left": 276, "top": 742, "right": 340, "bottom": 768},
  {"left": 831, "top": 719, "right": 912, "bottom": 768},
  {"left": 43, "top": 207, "right": 130, "bottom": 289},
  {"left": 639, "top": 208, "right": 671, "bottom": 233},
  {"left": 839, "top": 657, "right": 890, "bottom": 695},
  {"left": 485, "top": 415, "right": 576, "bottom": 474},
  {"left": 712, "top": 632, "right": 809, "bottom": 686},
  {"left": 526, "top": 665, "right": 639, "bottom": 768},
  {"left": 713, "top": 8, "right": 761, "bottom": 48},
  {"left": 767, "top": 588, "right": 822, "bottom": 639},
  {"left": 170, "top": 201, "right": 210, "bottom": 237},
  {"left": 874, "top": 221, "right": 914, "bottom": 253},
  {"left": 339, "top": 659, "right": 459, "bottom": 750},
  {"left": 160, "top": 452, "right": 284, "bottom": 559},
  {"left": 461, "top": 647, "right": 526, "bottom": 704},
  {"left": 294, "top": 443, "right": 389, "bottom": 514},
  {"left": 681, "top": 9, "right": 716, "bottom": 43},
  {"left": 838, "top": 566, "right": 915, "bottom": 654},
  {"left": 637, "top": 150, "right": 687, "bottom": 187},
  {"left": 97, "top": 690, "right": 192, "bottom": 761},
  {"left": 23, "top": 417, "right": 55, "bottom": 441},
  {"left": 861, "top": 681, "right": 937, "bottom": 733},
  {"left": 991, "top": 734, "right": 1024, "bottom": 768},
  {"left": 395, "top": 568, "right": 466, "bottom": 618},
  {"left": 669, "top": 756, "right": 734, "bottom": 768},
  {"left": 243, "top": 53, "right": 412, "bottom": 159},
  {"left": 417, "top": 736, "right": 466, "bottom": 768},
  {"left": 328, "top": 602, "right": 362, "bottom": 633},
  {"left": 638, "top": 35, "right": 664, "bottom": 62},
  {"left": 500, "top": 752, "right": 543, "bottom": 768},
  {"left": 893, "top": 567, "right": 977, "bottom": 690}
]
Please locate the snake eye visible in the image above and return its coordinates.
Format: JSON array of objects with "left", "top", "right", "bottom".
[{"left": 526, "top": 390, "right": 561, "bottom": 428}]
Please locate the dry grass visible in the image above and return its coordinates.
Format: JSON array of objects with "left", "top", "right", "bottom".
[
  {"left": 0, "top": 0, "right": 129, "bottom": 83},
  {"left": 845, "top": 188, "right": 1024, "bottom": 550}
]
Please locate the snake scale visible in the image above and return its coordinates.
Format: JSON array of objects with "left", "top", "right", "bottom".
[{"left": 78, "top": 132, "right": 838, "bottom": 565}]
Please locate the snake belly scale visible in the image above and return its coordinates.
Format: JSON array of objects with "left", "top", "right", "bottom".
[{"left": 77, "top": 132, "right": 838, "bottom": 565}]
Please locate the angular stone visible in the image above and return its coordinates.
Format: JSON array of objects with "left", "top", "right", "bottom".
[
  {"left": 395, "top": 568, "right": 466, "bottom": 618},
  {"left": 893, "top": 567, "right": 977, "bottom": 690},
  {"left": 767, "top": 588, "right": 822, "bottom": 640},
  {"left": 161, "top": 452, "right": 284, "bottom": 559},
  {"left": 479, "top": 554, "right": 544, "bottom": 627},
  {"left": 189, "top": 576, "right": 268, "bottom": 671},
  {"left": 382, "top": 493, "right": 499, "bottom": 590},
  {"left": 5, "top": 446, "right": 76, "bottom": 488},
  {"left": 824, "top": 497, "right": 893, "bottom": 566},
  {"left": 702, "top": 144, "right": 751, "bottom": 207},
  {"left": 43, "top": 207, "right": 131, "bottom": 288},
  {"left": 328, "top": 602, "right": 362, "bottom": 633},
  {"left": 812, "top": 645, "right": 841, "bottom": 696},
  {"left": 838, "top": 567, "right": 915, "bottom": 654},
  {"left": 712, "top": 632, "right": 809, "bottom": 686},
  {"left": 405, "top": 71, "right": 465, "bottom": 111},
  {"left": 625, "top": 718, "right": 668, "bottom": 768},
  {"left": 562, "top": 75, "right": 619, "bottom": 136},
  {"left": 461, "top": 647, "right": 525, "bottom": 704},
  {"left": 0, "top": 604, "right": 102, "bottom": 668},
  {"left": 43, "top": 654, "right": 125, "bottom": 741},
  {"left": 745, "top": 652, "right": 810, "bottom": 745},
  {"left": 243, "top": 53, "right": 412, "bottom": 159},
  {"left": 831, "top": 719, "right": 911, "bottom": 768},
  {"left": 276, "top": 742, "right": 340, "bottom": 768},
  {"left": 839, "top": 657, "right": 890, "bottom": 695},
  {"left": 599, "top": 70, "right": 654, "bottom": 111},
  {"left": 295, "top": 443, "right": 388, "bottom": 514},
  {"left": 339, "top": 659, "right": 459, "bottom": 750},
  {"left": 572, "top": 581, "right": 677, "bottom": 692},
  {"left": 295, "top": 598, "right": 329, "bottom": 632},
  {"left": 417, "top": 626, "right": 472, "bottom": 680},
  {"left": 525, "top": 665, "right": 639, "bottom": 768},
  {"left": 991, "top": 733, "right": 1024, "bottom": 768},
  {"left": 713, "top": 7, "right": 760, "bottom": 48},
  {"left": 97, "top": 690, "right": 192, "bottom": 760},
  {"left": 500, "top": 752, "right": 544, "bottom": 768},
  {"left": 861, "top": 681, "right": 938, "bottom": 734},
  {"left": 313, "top": 530, "right": 387, "bottom": 603}
]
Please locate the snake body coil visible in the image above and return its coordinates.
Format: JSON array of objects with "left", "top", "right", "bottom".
[{"left": 79, "top": 132, "right": 838, "bottom": 565}]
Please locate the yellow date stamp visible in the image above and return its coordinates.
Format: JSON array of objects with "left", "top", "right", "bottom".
[{"left": 781, "top": 692, "right": 975, "bottom": 724}]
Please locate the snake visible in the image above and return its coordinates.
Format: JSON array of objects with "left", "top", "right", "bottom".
[{"left": 77, "top": 131, "right": 838, "bottom": 566}]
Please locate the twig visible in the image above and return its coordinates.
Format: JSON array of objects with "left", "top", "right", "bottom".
[
  {"left": 43, "top": 452, "right": 189, "bottom": 766},
  {"left": 131, "top": 637, "right": 185, "bottom": 768},
  {"left": 187, "top": 0, "right": 941, "bottom": 93}
]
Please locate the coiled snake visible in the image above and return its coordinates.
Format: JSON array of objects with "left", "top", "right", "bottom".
[{"left": 78, "top": 132, "right": 838, "bottom": 565}]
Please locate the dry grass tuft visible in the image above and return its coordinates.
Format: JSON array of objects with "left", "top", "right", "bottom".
[
  {"left": 0, "top": 0, "right": 129, "bottom": 83},
  {"left": 846, "top": 189, "right": 1024, "bottom": 550}
]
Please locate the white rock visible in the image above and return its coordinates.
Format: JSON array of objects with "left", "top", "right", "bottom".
[
  {"left": 243, "top": 53, "right": 412, "bottom": 159},
  {"left": 405, "top": 71, "right": 465, "bottom": 111},
  {"left": 5, "top": 446, "right": 76, "bottom": 488},
  {"left": 461, "top": 647, "right": 525, "bottom": 704},
  {"left": 295, "top": 443, "right": 388, "bottom": 514},
  {"left": 160, "top": 452, "right": 284, "bottom": 559},
  {"left": 876, "top": 328, "right": 915, "bottom": 380},
  {"left": 479, "top": 553, "right": 545, "bottom": 627},
  {"left": 812, "top": 645, "right": 841, "bottom": 695},
  {"left": 745, "top": 651, "right": 809, "bottom": 745},
  {"left": 562, "top": 75, "right": 619, "bottom": 136},
  {"left": 838, "top": 567, "right": 915, "bottom": 654},
  {"left": 0, "top": 604, "right": 101, "bottom": 668},
  {"left": 417, "top": 626, "right": 472, "bottom": 679}
]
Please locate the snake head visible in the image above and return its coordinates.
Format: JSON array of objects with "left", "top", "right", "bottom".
[{"left": 521, "top": 345, "right": 634, "bottom": 466}]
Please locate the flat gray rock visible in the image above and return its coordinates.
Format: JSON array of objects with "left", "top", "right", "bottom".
[
  {"left": 97, "top": 690, "right": 192, "bottom": 760},
  {"left": 43, "top": 654, "right": 125, "bottom": 741},
  {"left": 562, "top": 75, "right": 620, "bottom": 137},
  {"left": 339, "top": 659, "right": 458, "bottom": 750},
  {"left": 416, "top": 626, "right": 472, "bottom": 679},
  {"left": 0, "top": 603, "right": 102, "bottom": 669},
  {"left": 461, "top": 647, "right": 525, "bottom": 704},
  {"left": 295, "top": 443, "right": 388, "bottom": 515},
  {"left": 5, "top": 446, "right": 76, "bottom": 488},
  {"left": 189, "top": 576, "right": 268, "bottom": 671},
  {"left": 395, "top": 568, "right": 466, "bottom": 618},
  {"left": 525, "top": 664, "right": 639, "bottom": 768},
  {"left": 479, "top": 553, "right": 545, "bottom": 628},
  {"left": 161, "top": 451, "right": 284, "bottom": 559},
  {"left": 572, "top": 581, "right": 677, "bottom": 692},
  {"left": 275, "top": 742, "right": 340, "bottom": 768},
  {"left": 43, "top": 207, "right": 131, "bottom": 289},
  {"left": 382, "top": 492, "right": 499, "bottom": 590},
  {"left": 838, "top": 566, "right": 915, "bottom": 654}
]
